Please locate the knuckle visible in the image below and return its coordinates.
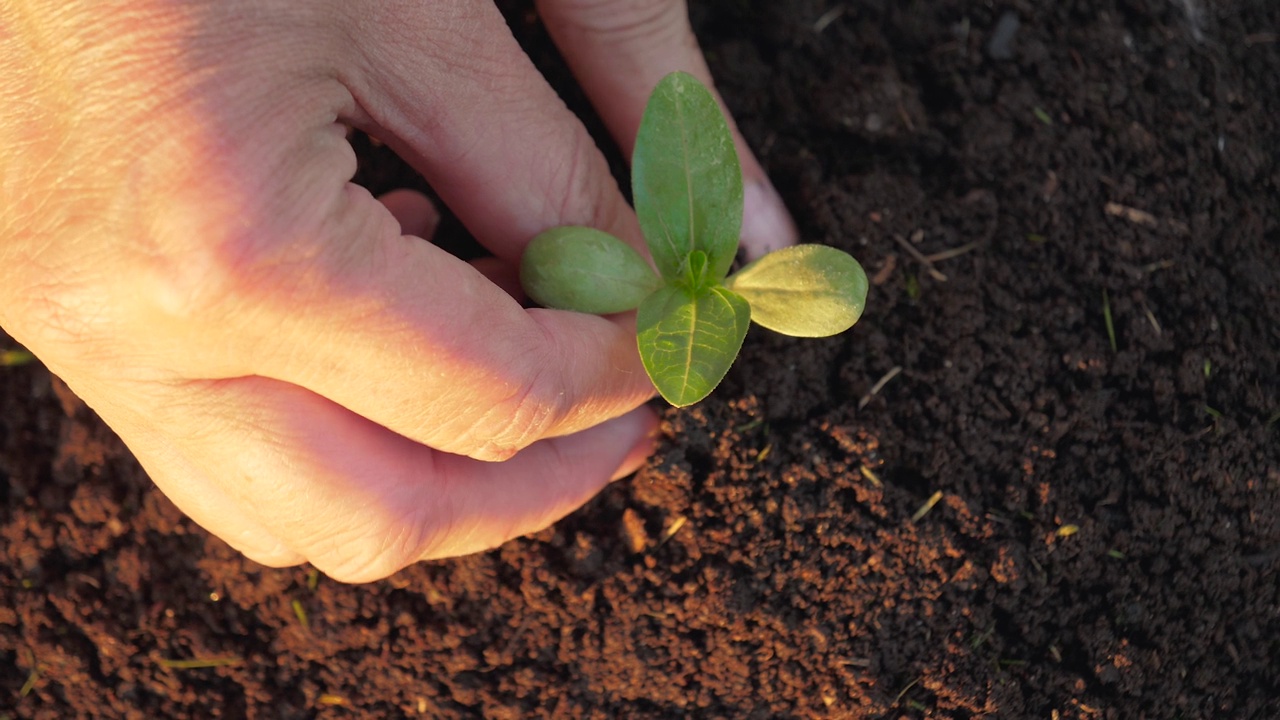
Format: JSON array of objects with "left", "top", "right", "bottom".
[
  {"left": 146, "top": 215, "right": 290, "bottom": 323},
  {"left": 536, "top": 127, "right": 628, "bottom": 234},
  {"left": 139, "top": 175, "right": 337, "bottom": 333},
  {"left": 474, "top": 377, "right": 566, "bottom": 462},
  {"left": 138, "top": 132, "right": 356, "bottom": 330},
  {"left": 462, "top": 340, "right": 572, "bottom": 462}
]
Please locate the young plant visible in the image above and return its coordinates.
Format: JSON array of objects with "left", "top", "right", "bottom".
[{"left": 521, "top": 72, "right": 868, "bottom": 406}]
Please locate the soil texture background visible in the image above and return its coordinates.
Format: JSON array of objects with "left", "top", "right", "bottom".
[{"left": 3, "top": 1, "right": 1278, "bottom": 718}]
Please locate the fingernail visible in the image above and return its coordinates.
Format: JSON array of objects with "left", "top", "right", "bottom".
[
  {"left": 741, "top": 180, "right": 799, "bottom": 261},
  {"left": 610, "top": 407, "right": 660, "bottom": 481}
]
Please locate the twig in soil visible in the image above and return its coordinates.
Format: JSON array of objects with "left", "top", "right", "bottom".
[
  {"left": 1243, "top": 547, "right": 1280, "bottom": 566},
  {"left": 158, "top": 656, "right": 242, "bottom": 670},
  {"left": 897, "top": 101, "right": 917, "bottom": 132},
  {"left": 891, "top": 677, "right": 921, "bottom": 707},
  {"left": 1244, "top": 32, "right": 1277, "bottom": 46},
  {"left": 19, "top": 666, "right": 39, "bottom": 698},
  {"left": 870, "top": 254, "right": 897, "bottom": 285},
  {"left": 1142, "top": 302, "right": 1162, "bottom": 336},
  {"left": 1102, "top": 290, "right": 1117, "bottom": 352},
  {"left": 813, "top": 5, "right": 845, "bottom": 33},
  {"left": 911, "top": 491, "right": 944, "bottom": 522},
  {"left": 291, "top": 599, "right": 309, "bottom": 630},
  {"left": 1104, "top": 202, "right": 1158, "bottom": 228},
  {"left": 859, "top": 465, "right": 883, "bottom": 487},
  {"left": 858, "top": 366, "right": 902, "bottom": 410},
  {"left": 657, "top": 516, "right": 688, "bottom": 547},
  {"left": 970, "top": 628, "right": 995, "bottom": 649},
  {"left": 892, "top": 234, "right": 947, "bottom": 282},
  {"left": 922, "top": 241, "right": 980, "bottom": 264}
]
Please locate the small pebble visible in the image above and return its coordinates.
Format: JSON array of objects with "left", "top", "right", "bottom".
[
  {"left": 987, "top": 12, "right": 1020, "bottom": 60},
  {"left": 621, "top": 508, "right": 648, "bottom": 553}
]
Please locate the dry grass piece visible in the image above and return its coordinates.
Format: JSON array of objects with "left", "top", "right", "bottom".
[
  {"left": 858, "top": 366, "right": 902, "bottom": 410},
  {"left": 892, "top": 234, "right": 947, "bottom": 281},
  {"left": 1104, "top": 202, "right": 1158, "bottom": 227}
]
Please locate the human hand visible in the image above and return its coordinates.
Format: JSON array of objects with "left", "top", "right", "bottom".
[{"left": 0, "top": 0, "right": 797, "bottom": 581}]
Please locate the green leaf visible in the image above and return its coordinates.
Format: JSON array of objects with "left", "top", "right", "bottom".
[
  {"left": 637, "top": 284, "right": 750, "bottom": 407},
  {"left": 682, "top": 250, "right": 712, "bottom": 292},
  {"left": 633, "top": 71, "right": 743, "bottom": 285},
  {"left": 725, "top": 244, "right": 868, "bottom": 337},
  {"left": 520, "top": 226, "right": 661, "bottom": 314}
]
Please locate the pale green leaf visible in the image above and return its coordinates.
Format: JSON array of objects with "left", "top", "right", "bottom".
[
  {"left": 633, "top": 71, "right": 743, "bottom": 285},
  {"left": 520, "top": 226, "right": 661, "bottom": 314},
  {"left": 725, "top": 244, "right": 868, "bottom": 337},
  {"left": 637, "top": 285, "right": 750, "bottom": 407}
]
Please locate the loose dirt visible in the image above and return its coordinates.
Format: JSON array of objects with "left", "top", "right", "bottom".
[{"left": 3, "top": 1, "right": 1277, "bottom": 717}]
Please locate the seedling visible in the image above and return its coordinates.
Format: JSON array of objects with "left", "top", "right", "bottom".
[
  {"left": 1102, "top": 289, "right": 1117, "bottom": 352},
  {"left": 521, "top": 72, "right": 868, "bottom": 406}
]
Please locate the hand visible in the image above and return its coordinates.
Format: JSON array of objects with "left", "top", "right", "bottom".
[{"left": 0, "top": 0, "right": 797, "bottom": 582}]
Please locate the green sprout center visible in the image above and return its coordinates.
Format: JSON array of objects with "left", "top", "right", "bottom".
[{"left": 681, "top": 250, "right": 714, "bottom": 294}]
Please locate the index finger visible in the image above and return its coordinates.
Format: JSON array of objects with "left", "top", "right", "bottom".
[
  {"left": 344, "top": 1, "right": 649, "bottom": 263},
  {"left": 536, "top": 0, "right": 800, "bottom": 259}
]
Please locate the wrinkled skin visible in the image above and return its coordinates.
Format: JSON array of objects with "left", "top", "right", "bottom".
[{"left": 0, "top": 0, "right": 796, "bottom": 582}]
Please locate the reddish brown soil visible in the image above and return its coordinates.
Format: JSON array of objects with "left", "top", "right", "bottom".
[{"left": 4, "top": 1, "right": 1278, "bottom": 718}]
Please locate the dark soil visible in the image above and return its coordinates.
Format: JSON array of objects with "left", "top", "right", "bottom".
[{"left": 4, "top": 1, "right": 1278, "bottom": 718}]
